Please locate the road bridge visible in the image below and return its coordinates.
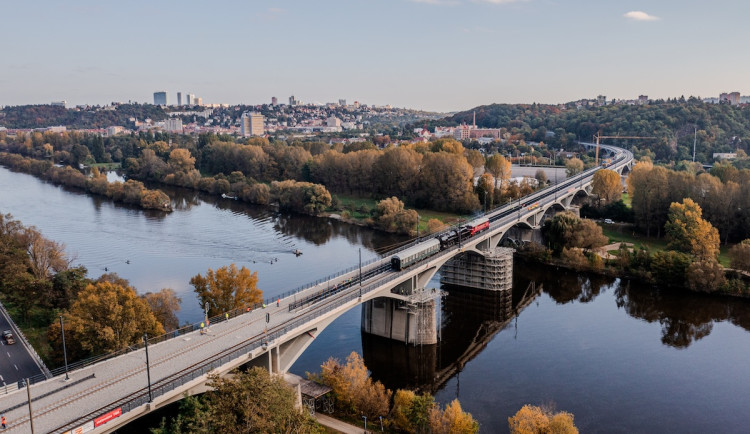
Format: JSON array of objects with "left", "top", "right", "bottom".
[{"left": 0, "top": 143, "right": 632, "bottom": 433}]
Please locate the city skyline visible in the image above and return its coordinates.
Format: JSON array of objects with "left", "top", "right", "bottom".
[{"left": 2, "top": 0, "right": 748, "bottom": 112}]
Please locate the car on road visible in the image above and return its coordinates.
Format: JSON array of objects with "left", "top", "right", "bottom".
[
  {"left": 2, "top": 330, "right": 15, "bottom": 345},
  {"left": 604, "top": 219, "right": 614, "bottom": 224}
]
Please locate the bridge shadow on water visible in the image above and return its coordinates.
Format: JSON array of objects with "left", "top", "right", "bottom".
[{"left": 363, "top": 268, "right": 542, "bottom": 394}]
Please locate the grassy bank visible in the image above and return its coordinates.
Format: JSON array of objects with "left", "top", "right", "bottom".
[{"left": 600, "top": 222, "right": 732, "bottom": 267}]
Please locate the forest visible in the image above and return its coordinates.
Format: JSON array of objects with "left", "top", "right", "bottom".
[{"left": 0, "top": 103, "right": 167, "bottom": 129}]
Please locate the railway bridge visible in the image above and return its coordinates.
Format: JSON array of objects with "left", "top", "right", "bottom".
[{"left": 0, "top": 144, "right": 632, "bottom": 433}]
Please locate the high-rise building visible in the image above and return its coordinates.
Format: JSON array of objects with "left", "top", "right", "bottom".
[
  {"left": 289, "top": 95, "right": 297, "bottom": 106},
  {"left": 154, "top": 91, "right": 168, "bottom": 106},
  {"left": 271, "top": 96, "right": 278, "bottom": 106},
  {"left": 164, "top": 118, "right": 183, "bottom": 133},
  {"left": 338, "top": 99, "right": 346, "bottom": 106},
  {"left": 638, "top": 95, "right": 648, "bottom": 105},
  {"left": 241, "top": 113, "right": 265, "bottom": 137},
  {"left": 194, "top": 97, "right": 203, "bottom": 106},
  {"left": 177, "top": 92, "right": 182, "bottom": 106},
  {"left": 597, "top": 95, "right": 606, "bottom": 106},
  {"left": 50, "top": 101, "right": 67, "bottom": 108},
  {"left": 186, "top": 93, "right": 195, "bottom": 105}
]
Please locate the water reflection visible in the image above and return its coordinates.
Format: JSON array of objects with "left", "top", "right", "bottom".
[
  {"left": 614, "top": 281, "right": 750, "bottom": 348},
  {"left": 364, "top": 282, "right": 540, "bottom": 393}
]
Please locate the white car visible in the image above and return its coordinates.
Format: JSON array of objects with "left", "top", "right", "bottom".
[{"left": 604, "top": 219, "right": 614, "bottom": 224}]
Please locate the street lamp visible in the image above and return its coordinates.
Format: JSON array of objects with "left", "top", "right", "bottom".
[
  {"left": 692, "top": 124, "right": 698, "bottom": 162},
  {"left": 59, "top": 315, "right": 69, "bottom": 381},
  {"left": 358, "top": 248, "right": 362, "bottom": 299}
]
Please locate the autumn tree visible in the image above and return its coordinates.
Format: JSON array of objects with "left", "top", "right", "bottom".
[
  {"left": 22, "top": 227, "right": 69, "bottom": 279},
  {"left": 374, "top": 197, "right": 418, "bottom": 234},
  {"left": 52, "top": 281, "right": 165, "bottom": 356},
  {"left": 143, "top": 288, "right": 182, "bottom": 331},
  {"left": 153, "top": 367, "right": 316, "bottom": 434},
  {"left": 665, "top": 198, "right": 720, "bottom": 260},
  {"left": 686, "top": 258, "right": 726, "bottom": 293},
  {"left": 486, "top": 154, "right": 511, "bottom": 187},
  {"left": 427, "top": 218, "right": 447, "bottom": 235},
  {"left": 508, "top": 405, "right": 578, "bottom": 434},
  {"left": 372, "top": 147, "right": 422, "bottom": 198},
  {"left": 542, "top": 212, "right": 607, "bottom": 254},
  {"left": 729, "top": 240, "right": 750, "bottom": 272},
  {"left": 591, "top": 169, "right": 622, "bottom": 204},
  {"left": 629, "top": 163, "right": 670, "bottom": 237},
  {"left": 429, "top": 399, "right": 480, "bottom": 434},
  {"left": 417, "top": 152, "right": 479, "bottom": 212},
  {"left": 564, "top": 157, "right": 583, "bottom": 177},
  {"left": 190, "top": 264, "right": 263, "bottom": 317},
  {"left": 534, "top": 169, "right": 548, "bottom": 186},
  {"left": 316, "top": 351, "right": 392, "bottom": 420}
]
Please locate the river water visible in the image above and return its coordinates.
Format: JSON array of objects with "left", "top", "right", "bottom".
[{"left": 2, "top": 165, "right": 750, "bottom": 433}]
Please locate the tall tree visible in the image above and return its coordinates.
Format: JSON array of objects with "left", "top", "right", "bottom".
[
  {"left": 591, "top": 169, "right": 622, "bottom": 204},
  {"left": 564, "top": 157, "right": 584, "bottom": 177},
  {"left": 190, "top": 264, "right": 263, "bottom": 316},
  {"left": 665, "top": 198, "right": 720, "bottom": 260},
  {"left": 729, "top": 239, "right": 750, "bottom": 272},
  {"left": 485, "top": 154, "right": 511, "bottom": 187}
]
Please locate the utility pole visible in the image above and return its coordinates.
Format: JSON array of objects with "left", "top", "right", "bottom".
[
  {"left": 26, "top": 378, "right": 35, "bottom": 433},
  {"left": 59, "top": 316, "right": 69, "bottom": 380},
  {"left": 144, "top": 334, "right": 153, "bottom": 402}
]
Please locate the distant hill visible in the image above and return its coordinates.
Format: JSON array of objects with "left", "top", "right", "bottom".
[
  {"left": 0, "top": 104, "right": 167, "bottom": 129},
  {"left": 425, "top": 99, "right": 750, "bottom": 162}
]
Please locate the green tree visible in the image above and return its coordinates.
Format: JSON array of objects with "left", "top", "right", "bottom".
[{"left": 190, "top": 264, "right": 263, "bottom": 317}]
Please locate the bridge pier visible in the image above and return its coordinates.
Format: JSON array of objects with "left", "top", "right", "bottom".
[
  {"left": 361, "top": 294, "right": 438, "bottom": 345},
  {"left": 440, "top": 247, "right": 514, "bottom": 291}
]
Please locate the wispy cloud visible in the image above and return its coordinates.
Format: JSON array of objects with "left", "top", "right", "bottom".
[
  {"left": 623, "top": 11, "right": 660, "bottom": 21},
  {"left": 410, "top": 0, "right": 460, "bottom": 4},
  {"left": 473, "top": 0, "right": 528, "bottom": 4}
]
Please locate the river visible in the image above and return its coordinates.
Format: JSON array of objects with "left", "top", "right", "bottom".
[{"left": 2, "top": 165, "right": 750, "bottom": 433}]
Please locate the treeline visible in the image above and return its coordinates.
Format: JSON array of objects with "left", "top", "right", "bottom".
[
  {"left": 0, "top": 153, "right": 172, "bottom": 212},
  {"left": 434, "top": 100, "right": 750, "bottom": 164},
  {"left": 0, "top": 103, "right": 167, "bottom": 129},
  {"left": 0, "top": 130, "right": 544, "bottom": 216},
  {"left": 0, "top": 214, "right": 180, "bottom": 366},
  {"left": 628, "top": 160, "right": 750, "bottom": 242}
]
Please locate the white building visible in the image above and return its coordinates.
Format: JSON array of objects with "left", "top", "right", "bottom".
[
  {"left": 241, "top": 113, "right": 265, "bottom": 137},
  {"left": 164, "top": 118, "right": 183, "bottom": 133}
]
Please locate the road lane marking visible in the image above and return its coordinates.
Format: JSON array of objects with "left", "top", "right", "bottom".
[
  {"left": 6, "top": 352, "right": 9, "bottom": 358},
  {"left": 14, "top": 364, "right": 18, "bottom": 371},
  {"left": 0, "top": 374, "right": 4, "bottom": 381}
]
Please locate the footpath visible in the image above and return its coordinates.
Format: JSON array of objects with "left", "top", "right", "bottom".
[{"left": 315, "top": 413, "right": 363, "bottom": 433}]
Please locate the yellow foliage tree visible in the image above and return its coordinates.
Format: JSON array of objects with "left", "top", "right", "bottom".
[
  {"left": 429, "top": 399, "right": 480, "bottom": 434},
  {"left": 486, "top": 154, "right": 512, "bottom": 187},
  {"left": 508, "top": 405, "right": 578, "bottom": 434},
  {"left": 665, "top": 198, "right": 720, "bottom": 260},
  {"left": 63, "top": 281, "right": 165, "bottom": 355},
  {"left": 591, "top": 169, "right": 622, "bottom": 204},
  {"left": 318, "top": 352, "right": 392, "bottom": 419},
  {"left": 190, "top": 264, "right": 263, "bottom": 316}
]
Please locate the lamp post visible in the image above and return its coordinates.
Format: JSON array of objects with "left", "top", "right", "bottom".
[
  {"left": 692, "top": 124, "right": 698, "bottom": 162},
  {"left": 59, "top": 316, "right": 69, "bottom": 381},
  {"left": 363, "top": 415, "right": 367, "bottom": 433},
  {"left": 358, "top": 248, "right": 362, "bottom": 299},
  {"left": 144, "top": 334, "right": 153, "bottom": 403}
]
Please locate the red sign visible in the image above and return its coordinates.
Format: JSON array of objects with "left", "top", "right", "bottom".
[{"left": 94, "top": 407, "right": 122, "bottom": 427}]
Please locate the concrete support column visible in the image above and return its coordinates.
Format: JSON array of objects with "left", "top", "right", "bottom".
[{"left": 361, "top": 297, "right": 437, "bottom": 345}]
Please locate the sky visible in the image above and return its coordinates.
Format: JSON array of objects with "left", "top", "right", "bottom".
[{"left": 1, "top": 0, "right": 748, "bottom": 112}]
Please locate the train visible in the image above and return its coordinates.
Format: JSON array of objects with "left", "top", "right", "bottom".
[{"left": 391, "top": 217, "right": 490, "bottom": 271}]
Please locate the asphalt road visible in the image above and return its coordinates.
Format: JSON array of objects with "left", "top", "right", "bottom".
[{"left": 0, "top": 308, "right": 44, "bottom": 389}]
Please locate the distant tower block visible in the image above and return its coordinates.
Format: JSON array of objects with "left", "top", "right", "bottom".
[{"left": 440, "top": 247, "right": 514, "bottom": 291}]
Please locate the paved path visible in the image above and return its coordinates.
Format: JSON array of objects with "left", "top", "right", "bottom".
[{"left": 315, "top": 413, "right": 364, "bottom": 434}]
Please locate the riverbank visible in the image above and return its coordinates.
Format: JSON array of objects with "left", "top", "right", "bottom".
[
  {"left": 0, "top": 153, "right": 172, "bottom": 212},
  {"left": 516, "top": 244, "right": 750, "bottom": 299}
]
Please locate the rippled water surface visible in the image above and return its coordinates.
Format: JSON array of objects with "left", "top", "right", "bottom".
[{"left": 3, "top": 166, "right": 750, "bottom": 433}]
